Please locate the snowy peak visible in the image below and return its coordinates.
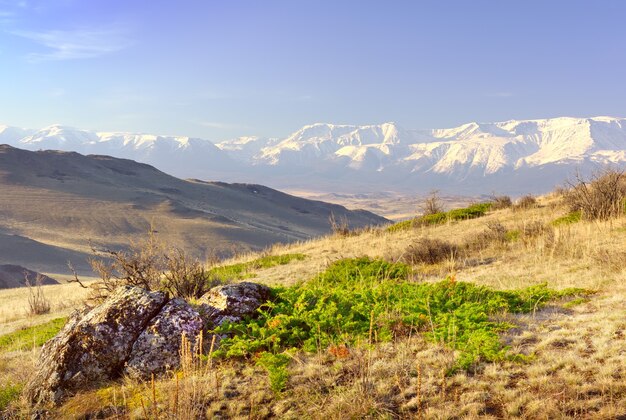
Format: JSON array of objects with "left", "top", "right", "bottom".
[{"left": 2, "top": 116, "right": 626, "bottom": 194}]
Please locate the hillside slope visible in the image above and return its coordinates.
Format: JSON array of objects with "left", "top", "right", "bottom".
[
  {"left": 0, "top": 193, "right": 623, "bottom": 418},
  {"left": 0, "top": 145, "right": 386, "bottom": 275}
]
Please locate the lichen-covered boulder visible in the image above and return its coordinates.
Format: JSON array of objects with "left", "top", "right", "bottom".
[
  {"left": 25, "top": 286, "right": 167, "bottom": 406},
  {"left": 124, "top": 298, "right": 203, "bottom": 380},
  {"left": 198, "top": 281, "right": 272, "bottom": 327}
]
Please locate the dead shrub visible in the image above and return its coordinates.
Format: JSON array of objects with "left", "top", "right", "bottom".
[
  {"left": 520, "top": 221, "right": 554, "bottom": 248},
  {"left": 466, "top": 221, "right": 509, "bottom": 252},
  {"left": 592, "top": 249, "right": 626, "bottom": 272},
  {"left": 72, "top": 230, "right": 220, "bottom": 302},
  {"left": 163, "top": 249, "right": 221, "bottom": 300},
  {"left": 26, "top": 273, "right": 51, "bottom": 316},
  {"left": 490, "top": 195, "right": 512, "bottom": 210},
  {"left": 420, "top": 190, "right": 444, "bottom": 216},
  {"left": 402, "top": 238, "right": 458, "bottom": 265},
  {"left": 329, "top": 213, "right": 352, "bottom": 237},
  {"left": 564, "top": 168, "right": 626, "bottom": 220},
  {"left": 513, "top": 195, "right": 538, "bottom": 211}
]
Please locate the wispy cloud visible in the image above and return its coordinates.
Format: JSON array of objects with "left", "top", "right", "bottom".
[{"left": 12, "top": 24, "right": 131, "bottom": 61}]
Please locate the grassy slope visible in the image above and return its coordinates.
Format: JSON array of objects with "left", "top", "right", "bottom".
[{"left": 1, "top": 194, "right": 625, "bottom": 418}]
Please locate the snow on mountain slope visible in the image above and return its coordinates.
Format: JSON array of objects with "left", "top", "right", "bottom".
[
  {"left": 13, "top": 125, "right": 233, "bottom": 178},
  {"left": 2, "top": 116, "right": 626, "bottom": 194}
]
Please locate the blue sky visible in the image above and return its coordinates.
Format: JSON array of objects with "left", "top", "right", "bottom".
[{"left": 1, "top": 0, "right": 625, "bottom": 139}]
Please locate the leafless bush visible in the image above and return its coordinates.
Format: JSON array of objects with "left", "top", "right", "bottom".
[
  {"left": 521, "top": 221, "right": 554, "bottom": 248},
  {"left": 86, "top": 231, "right": 166, "bottom": 301},
  {"left": 329, "top": 213, "right": 352, "bottom": 237},
  {"left": 26, "top": 273, "right": 51, "bottom": 316},
  {"left": 71, "top": 230, "right": 221, "bottom": 302},
  {"left": 513, "top": 195, "right": 538, "bottom": 211},
  {"left": 419, "top": 190, "right": 444, "bottom": 216},
  {"left": 592, "top": 248, "right": 626, "bottom": 272},
  {"left": 402, "top": 238, "right": 458, "bottom": 265},
  {"left": 490, "top": 195, "right": 512, "bottom": 210},
  {"left": 466, "top": 221, "right": 509, "bottom": 252},
  {"left": 564, "top": 168, "right": 626, "bottom": 220},
  {"left": 163, "top": 249, "right": 220, "bottom": 300}
]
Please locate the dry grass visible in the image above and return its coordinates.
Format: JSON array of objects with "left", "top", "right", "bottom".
[{"left": 1, "top": 194, "right": 625, "bottom": 418}]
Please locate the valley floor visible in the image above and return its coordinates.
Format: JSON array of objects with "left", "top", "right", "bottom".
[{"left": 1, "top": 194, "right": 625, "bottom": 418}]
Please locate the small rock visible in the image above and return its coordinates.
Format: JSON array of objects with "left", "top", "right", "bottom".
[{"left": 198, "top": 282, "right": 272, "bottom": 327}]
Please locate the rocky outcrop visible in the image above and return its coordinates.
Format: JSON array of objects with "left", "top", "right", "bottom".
[
  {"left": 25, "top": 286, "right": 167, "bottom": 406},
  {"left": 124, "top": 298, "right": 203, "bottom": 380},
  {"left": 198, "top": 282, "right": 272, "bottom": 327},
  {"left": 25, "top": 282, "right": 271, "bottom": 407}
]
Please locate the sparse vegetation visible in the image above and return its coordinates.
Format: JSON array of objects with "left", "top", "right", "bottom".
[
  {"left": 208, "top": 253, "right": 307, "bottom": 280},
  {"left": 0, "top": 317, "right": 66, "bottom": 352},
  {"left": 2, "top": 179, "right": 626, "bottom": 419},
  {"left": 0, "top": 383, "right": 22, "bottom": 411},
  {"left": 551, "top": 210, "right": 582, "bottom": 226}
]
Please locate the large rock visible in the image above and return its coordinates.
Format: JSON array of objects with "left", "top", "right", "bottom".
[
  {"left": 25, "top": 282, "right": 271, "bottom": 407},
  {"left": 198, "top": 282, "right": 272, "bottom": 327},
  {"left": 25, "top": 286, "right": 167, "bottom": 406},
  {"left": 124, "top": 298, "right": 203, "bottom": 380}
]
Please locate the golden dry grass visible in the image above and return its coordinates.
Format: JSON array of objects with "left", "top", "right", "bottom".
[{"left": 1, "top": 195, "right": 625, "bottom": 418}]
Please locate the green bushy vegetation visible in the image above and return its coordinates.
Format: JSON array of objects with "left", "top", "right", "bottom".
[
  {"left": 209, "top": 253, "right": 307, "bottom": 280},
  {"left": 0, "top": 317, "right": 67, "bottom": 352},
  {"left": 444, "top": 202, "right": 492, "bottom": 222},
  {"left": 551, "top": 211, "right": 582, "bottom": 226},
  {"left": 213, "top": 257, "right": 586, "bottom": 371}
]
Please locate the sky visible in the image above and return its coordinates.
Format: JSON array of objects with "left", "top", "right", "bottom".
[{"left": 1, "top": 0, "right": 625, "bottom": 140}]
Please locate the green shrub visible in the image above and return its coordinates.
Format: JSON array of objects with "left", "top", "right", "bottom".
[
  {"left": 416, "top": 203, "right": 492, "bottom": 226},
  {"left": 551, "top": 211, "right": 582, "bottom": 226},
  {"left": 0, "top": 317, "right": 67, "bottom": 352},
  {"left": 447, "top": 203, "right": 493, "bottom": 221},
  {"left": 212, "top": 257, "right": 586, "bottom": 371},
  {"left": 0, "top": 383, "right": 22, "bottom": 411},
  {"left": 387, "top": 203, "right": 492, "bottom": 232},
  {"left": 417, "top": 212, "right": 448, "bottom": 226},
  {"left": 386, "top": 219, "right": 415, "bottom": 233},
  {"left": 256, "top": 352, "right": 291, "bottom": 393}
]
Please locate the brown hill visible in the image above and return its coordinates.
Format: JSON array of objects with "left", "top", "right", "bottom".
[
  {"left": 0, "top": 264, "right": 58, "bottom": 289},
  {"left": 0, "top": 145, "right": 387, "bottom": 275}
]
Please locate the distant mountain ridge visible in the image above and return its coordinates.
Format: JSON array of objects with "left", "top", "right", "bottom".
[{"left": 3, "top": 116, "right": 626, "bottom": 194}]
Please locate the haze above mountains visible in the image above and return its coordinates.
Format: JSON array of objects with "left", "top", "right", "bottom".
[{"left": 2, "top": 116, "right": 626, "bottom": 195}]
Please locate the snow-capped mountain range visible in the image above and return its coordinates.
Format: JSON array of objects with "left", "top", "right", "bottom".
[{"left": 2, "top": 116, "right": 626, "bottom": 195}]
